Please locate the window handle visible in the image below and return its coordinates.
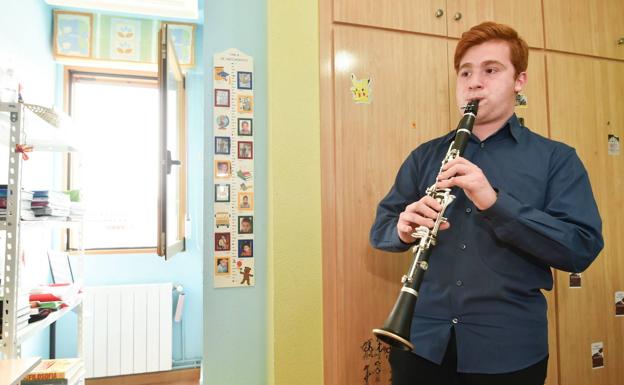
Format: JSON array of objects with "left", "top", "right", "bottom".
[{"left": 167, "top": 150, "right": 181, "bottom": 175}]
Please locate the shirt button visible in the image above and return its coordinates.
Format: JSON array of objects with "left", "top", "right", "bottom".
[
  {"left": 456, "top": 280, "right": 463, "bottom": 287},
  {"left": 452, "top": 318, "right": 459, "bottom": 324},
  {"left": 460, "top": 243, "right": 467, "bottom": 250},
  {"left": 465, "top": 207, "right": 472, "bottom": 214},
  {"left": 480, "top": 143, "right": 485, "bottom": 149}
]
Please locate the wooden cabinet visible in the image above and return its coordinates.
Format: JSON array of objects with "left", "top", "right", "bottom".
[
  {"left": 322, "top": 2, "right": 624, "bottom": 385},
  {"left": 544, "top": 0, "right": 624, "bottom": 59},
  {"left": 547, "top": 52, "right": 624, "bottom": 385},
  {"left": 334, "top": 0, "right": 448, "bottom": 36},
  {"left": 446, "top": 0, "right": 544, "bottom": 48},
  {"left": 334, "top": 0, "right": 544, "bottom": 47}
]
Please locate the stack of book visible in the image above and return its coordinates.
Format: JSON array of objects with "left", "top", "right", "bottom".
[
  {"left": 16, "top": 292, "right": 31, "bottom": 330},
  {"left": 28, "top": 300, "right": 63, "bottom": 323},
  {"left": 21, "top": 189, "right": 36, "bottom": 220},
  {"left": 31, "top": 190, "right": 71, "bottom": 220},
  {"left": 21, "top": 358, "right": 84, "bottom": 385},
  {"left": 0, "top": 186, "right": 35, "bottom": 220},
  {"left": 0, "top": 293, "right": 31, "bottom": 335},
  {"left": 30, "top": 283, "right": 81, "bottom": 309},
  {"left": 0, "top": 185, "right": 7, "bottom": 220}
]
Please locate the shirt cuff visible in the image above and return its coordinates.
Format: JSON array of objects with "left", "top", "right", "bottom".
[
  {"left": 479, "top": 189, "right": 522, "bottom": 227},
  {"left": 396, "top": 229, "right": 416, "bottom": 248}
]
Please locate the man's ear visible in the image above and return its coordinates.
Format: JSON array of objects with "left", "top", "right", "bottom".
[{"left": 514, "top": 72, "right": 527, "bottom": 93}]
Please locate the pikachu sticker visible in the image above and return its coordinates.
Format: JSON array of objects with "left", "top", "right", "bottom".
[{"left": 350, "top": 73, "right": 372, "bottom": 104}]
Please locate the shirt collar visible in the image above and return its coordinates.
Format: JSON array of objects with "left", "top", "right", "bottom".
[{"left": 444, "top": 113, "right": 524, "bottom": 143}]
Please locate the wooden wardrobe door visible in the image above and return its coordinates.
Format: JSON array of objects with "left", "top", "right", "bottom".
[
  {"left": 547, "top": 52, "right": 624, "bottom": 385},
  {"left": 325, "top": 24, "right": 450, "bottom": 385},
  {"left": 544, "top": 0, "right": 624, "bottom": 60}
]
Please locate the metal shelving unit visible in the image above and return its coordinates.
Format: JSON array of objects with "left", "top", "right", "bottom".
[{"left": 0, "top": 101, "right": 84, "bottom": 363}]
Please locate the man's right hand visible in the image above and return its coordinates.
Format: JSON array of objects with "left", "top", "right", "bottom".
[{"left": 397, "top": 195, "right": 450, "bottom": 244}]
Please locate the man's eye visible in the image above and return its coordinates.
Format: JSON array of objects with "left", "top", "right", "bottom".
[
  {"left": 460, "top": 71, "right": 470, "bottom": 77},
  {"left": 486, "top": 67, "right": 498, "bottom": 74}
]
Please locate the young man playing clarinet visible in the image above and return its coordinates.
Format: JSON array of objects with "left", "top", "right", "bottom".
[{"left": 370, "top": 21, "right": 603, "bottom": 385}]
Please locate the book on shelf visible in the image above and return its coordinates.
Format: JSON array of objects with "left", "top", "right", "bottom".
[
  {"left": 32, "top": 190, "right": 71, "bottom": 204},
  {"left": 36, "top": 301, "right": 64, "bottom": 310},
  {"left": 29, "top": 283, "right": 81, "bottom": 307},
  {"left": 21, "top": 368, "right": 85, "bottom": 385},
  {"left": 0, "top": 293, "right": 35, "bottom": 331},
  {"left": 21, "top": 358, "right": 83, "bottom": 382},
  {"left": 0, "top": 188, "right": 36, "bottom": 221},
  {"left": 0, "top": 187, "right": 34, "bottom": 200}
]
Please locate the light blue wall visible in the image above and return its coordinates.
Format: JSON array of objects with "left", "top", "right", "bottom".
[
  {"left": 0, "top": 0, "right": 56, "bottom": 106},
  {"left": 0, "top": 0, "right": 56, "bottom": 359},
  {"left": 203, "top": 1, "right": 268, "bottom": 384}
]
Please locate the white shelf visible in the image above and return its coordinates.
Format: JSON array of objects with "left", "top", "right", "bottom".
[
  {"left": 0, "top": 102, "right": 81, "bottom": 152},
  {"left": 15, "top": 296, "right": 83, "bottom": 345},
  {"left": 26, "top": 142, "right": 80, "bottom": 153},
  {"left": 0, "top": 219, "right": 83, "bottom": 231},
  {"left": 0, "top": 101, "right": 84, "bottom": 360}
]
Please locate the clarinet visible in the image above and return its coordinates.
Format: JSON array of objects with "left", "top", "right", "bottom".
[{"left": 372, "top": 99, "right": 479, "bottom": 350}]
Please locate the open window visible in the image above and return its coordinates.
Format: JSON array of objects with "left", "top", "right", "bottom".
[
  {"left": 157, "top": 23, "right": 187, "bottom": 260},
  {"left": 65, "top": 25, "right": 187, "bottom": 259}
]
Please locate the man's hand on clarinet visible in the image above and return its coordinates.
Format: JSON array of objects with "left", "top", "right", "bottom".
[
  {"left": 436, "top": 156, "right": 497, "bottom": 210},
  {"left": 397, "top": 196, "right": 451, "bottom": 244}
]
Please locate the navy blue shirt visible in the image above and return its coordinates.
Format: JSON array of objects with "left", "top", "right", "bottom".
[{"left": 370, "top": 114, "right": 603, "bottom": 373}]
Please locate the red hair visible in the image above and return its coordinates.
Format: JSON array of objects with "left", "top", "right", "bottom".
[{"left": 454, "top": 21, "right": 528, "bottom": 78}]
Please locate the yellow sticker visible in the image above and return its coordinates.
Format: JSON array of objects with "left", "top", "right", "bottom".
[{"left": 350, "top": 73, "right": 372, "bottom": 104}]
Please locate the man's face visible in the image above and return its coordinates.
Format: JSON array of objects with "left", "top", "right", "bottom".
[
  {"left": 456, "top": 40, "right": 526, "bottom": 127},
  {"left": 241, "top": 220, "right": 251, "bottom": 232}
]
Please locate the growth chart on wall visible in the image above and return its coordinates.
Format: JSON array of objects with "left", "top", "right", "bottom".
[{"left": 213, "top": 48, "right": 255, "bottom": 288}]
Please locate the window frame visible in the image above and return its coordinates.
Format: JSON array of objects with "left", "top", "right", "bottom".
[{"left": 63, "top": 66, "right": 187, "bottom": 255}]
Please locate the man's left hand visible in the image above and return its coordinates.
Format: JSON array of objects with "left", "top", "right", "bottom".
[{"left": 436, "top": 156, "right": 497, "bottom": 210}]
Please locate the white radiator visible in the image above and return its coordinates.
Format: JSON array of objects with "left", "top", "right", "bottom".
[{"left": 83, "top": 283, "right": 173, "bottom": 378}]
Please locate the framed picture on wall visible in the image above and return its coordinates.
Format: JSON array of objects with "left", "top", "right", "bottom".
[
  {"left": 53, "top": 10, "right": 94, "bottom": 59},
  {"left": 163, "top": 22, "right": 196, "bottom": 67},
  {"left": 237, "top": 71, "right": 252, "bottom": 90},
  {"left": 238, "top": 141, "right": 253, "bottom": 159},
  {"left": 238, "top": 239, "right": 253, "bottom": 258},
  {"left": 238, "top": 118, "right": 253, "bottom": 136},
  {"left": 238, "top": 216, "right": 253, "bottom": 234},
  {"left": 215, "top": 184, "right": 230, "bottom": 202},
  {"left": 215, "top": 89, "right": 230, "bottom": 107},
  {"left": 215, "top": 136, "right": 231, "bottom": 155},
  {"left": 215, "top": 257, "right": 230, "bottom": 275},
  {"left": 237, "top": 192, "right": 254, "bottom": 211},
  {"left": 215, "top": 160, "right": 231, "bottom": 179}
]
